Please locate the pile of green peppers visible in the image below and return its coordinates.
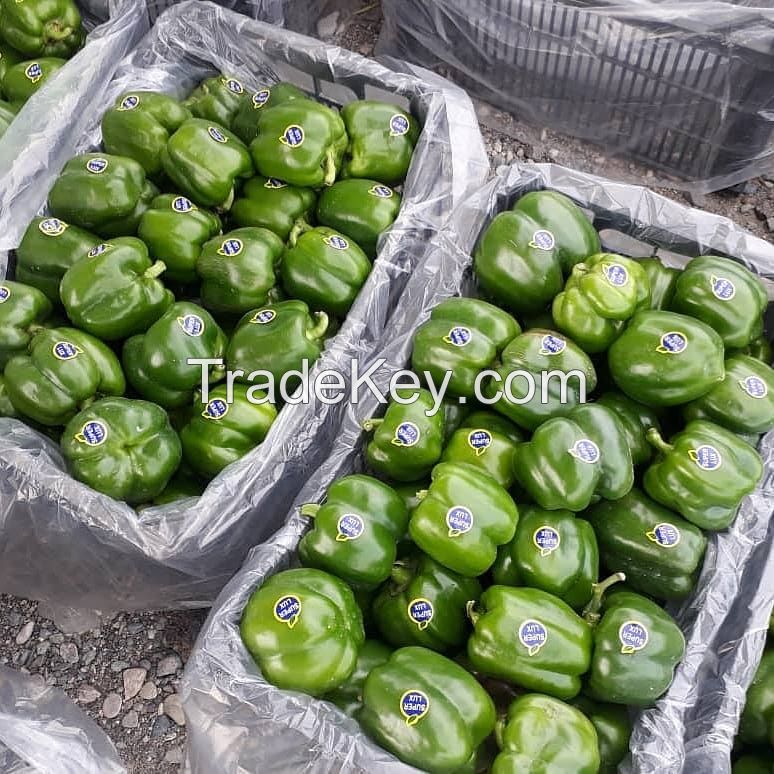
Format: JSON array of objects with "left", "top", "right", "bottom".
[
  {"left": 240, "top": 189, "right": 774, "bottom": 773},
  {"left": 0, "top": 0, "right": 87, "bottom": 137},
  {"left": 0, "top": 73, "right": 419, "bottom": 505}
]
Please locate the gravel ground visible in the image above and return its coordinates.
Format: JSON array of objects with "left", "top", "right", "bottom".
[{"left": 0, "top": 2, "right": 772, "bottom": 772}]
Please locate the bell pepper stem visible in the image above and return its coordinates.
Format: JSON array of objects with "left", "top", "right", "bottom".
[
  {"left": 27, "top": 324, "right": 46, "bottom": 337},
  {"left": 218, "top": 189, "right": 236, "bottom": 213},
  {"left": 415, "top": 489, "right": 428, "bottom": 502},
  {"left": 646, "top": 427, "right": 673, "bottom": 456},
  {"left": 288, "top": 218, "right": 313, "bottom": 248},
  {"left": 144, "top": 260, "right": 167, "bottom": 280},
  {"left": 323, "top": 149, "right": 337, "bottom": 187},
  {"left": 390, "top": 561, "right": 413, "bottom": 590},
  {"left": 307, "top": 312, "right": 329, "bottom": 342},
  {"left": 465, "top": 599, "right": 480, "bottom": 626},
  {"left": 210, "top": 363, "right": 227, "bottom": 385},
  {"left": 299, "top": 504, "right": 320, "bottom": 518},
  {"left": 361, "top": 418, "right": 383, "bottom": 432},
  {"left": 583, "top": 572, "right": 626, "bottom": 625},
  {"left": 44, "top": 21, "right": 75, "bottom": 42},
  {"left": 494, "top": 716, "right": 507, "bottom": 750},
  {"left": 571, "top": 262, "right": 589, "bottom": 278}
]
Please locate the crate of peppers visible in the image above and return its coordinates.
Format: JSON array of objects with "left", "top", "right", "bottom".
[
  {"left": 0, "top": 0, "right": 488, "bottom": 612},
  {"left": 182, "top": 163, "right": 774, "bottom": 773}
]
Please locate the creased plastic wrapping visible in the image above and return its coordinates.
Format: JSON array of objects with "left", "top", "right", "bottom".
[
  {"left": 0, "top": 0, "right": 489, "bottom": 614},
  {"left": 0, "top": 666, "right": 125, "bottom": 774},
  {"left": 376, "top": 0, "right": 774, "bottom": 193},
  {"left": 0, "top": 0, "right": 148, "bottom": 228},
  {"left": 182, "top": 162, "right": 774, "bottom": 773}
]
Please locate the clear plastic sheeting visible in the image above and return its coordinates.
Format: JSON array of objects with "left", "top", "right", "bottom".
[
  {"left": 0, "top": 666, "right": 125, "bottom": 774},
  {"left": 182, "top": 162, "right": 774, "bottom": 773},
  {"left": 0, "top": 0, "right": 488, "bottom": 614},
  {"left": 0, "top": 0, "right": 149, "bottom": 227},
  {"left": 376, "top": 0, "right": 774, "bottom": 193}
]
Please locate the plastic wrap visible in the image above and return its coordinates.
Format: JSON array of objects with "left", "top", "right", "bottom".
[
  {"left": 0, "top": 666, "right": 125, "bottom": 774},
  {"left": 0, "top": 0, "right": 489, "bottom": 614},
  {"left": 376, "top": 0, "right": 774, "bottom": 193},
  {"left": 182, "top": 162, "right": 774, "bottom": 773}
]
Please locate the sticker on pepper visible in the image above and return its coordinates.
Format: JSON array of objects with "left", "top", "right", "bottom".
[
  {"left": 710, "top": 275, "right": 736, "bottom": 301},
  {"left": 324, "top": 234, "right": 349, "bottom": 250},
  {"left": 222, "top": 77, "right": 244, "bottom": 94},
  {"left": 0, "top": 286, "right": 10, "bottom": 303},
  {"left": 467, "top": 429, "right": 492, "bottom": 456},
  {"left": 172, "top": 196, "right": 196, "bottom": 213},
  {"left": 74, "top": 420, "right": 108, "bottom": 447},
  {"left": 392, "top": 421, "right": 420, "bottom": 447},
  {"left": 518, "top": 619, "right": 548, "bottom": 656},
  {"left": 368, "top": 184, "right": 394, "bottom": 198},
  {"left": 250, "top": 309, "right": 276, "bottom": 324},
  {"left": 52, "top": 341, "right": 82, "bottom": 361},
  {"left": 618, "top": 620, "right": 649, "bottom": 654},
  {"left": 657, "top": 331, "right": 688, "bottom": 354},
  {"left": 24, "top": 62, "right": 42, "bottom": 83},
  {"left": 252, "top": 89, "right": 271, "bottom": 109},
  {"left": 400, "top": 690, "right": 430, "bottom": 726},
  {"left": 208, "top": 126, "right": 227, "bottom": 143},
  {"left": 568, "top": 438, "right": 600, "bottom": 464},
  {"left": 38, "top": 218, "right": 68, "bottom": 237},
  {"left": 273, "top": 595, "right": 301, "bottom": 628},
  {"left": 88, "top": 243, "right": 111, "bottom": 258},
  {"left": 279, "top": 124, "right": 304, "bottom": 147},
  {"left": 689, "top": 444, "right": 722, "bottom": 471},
  {"left": 739, "top": 375, "right": 768, "bottom": 399},
  {"left": 264, "top": 177, "right": 287, "bottom": 189},
  {"left": 86, "top": 157, "right": 109, "bottom": 174},
  {"left": 177, "top": 314, "right": 204, "bottom": 337},
  {"left": 202, "top": 398, "right": 229, "bottom": 420},
  {"left": 389, "top": 114, "right": 410, "bottom": 137},
  {"left": 603, "top": 263, "right": 629, "bottom": 287},
  {"left": 529, "top": 229, "right": 556, "bottom": 251},
  {"left": 335, "top": 513, "right": 365, "bottom": 542},
  {"left": 646, "top": 522, "right": 681, "bottom": 548},
  {"left": 446, "top": 505, "right": 474, "bottom": 537},
  {"left": 117, "top": 94, "right": 140, "bottom": 111},
  {"left": 218, "top": 238, "right": 243, "bottom": 257},
  {"left": 407, "top": 598, "right": 434, "bottom": 630},
  {"left": 443, "top": 326, "right": 472, "bottom": 347},
  {"left": 533, "top": 526, "right": 561, "bottom": 557},
  {"left": 539, "top": 334, "right": 566, "bottom": 355}
]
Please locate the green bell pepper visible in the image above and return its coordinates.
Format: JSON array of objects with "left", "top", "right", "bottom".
[
  {"left": 0, "top": 280, "right": 52, "bottom": 368},
  {"left": 121, "top": 336, "right": 191, "bottom": 409},
  {"left": 585, "top": 588, "right": 685, "bottom": 706},
  {"left": 249, "top": 99, "right": 347, "bottom": 188},
  {"left": 552, "top": 253, "right": 651, "bottom": 353},
  {"left": 324, "top": 639, "right": 392, "bottom": 717},
  {"left": 151, "top": 467, "right": 203, "bottom": 505},
  {"left": 4, "top": 326, "right": 125, "bottom": 426},
  {"left": 240, "top": 567, "right": 365, "bottom": 696},
  {"left": 596, "top": 391, "right": 662, "bottom": 466},
  {"left": 492, "top": 694, "right": 600, "bottom": 774},
  {"left": 161, "top": 118, "right": 253, "bottom": 209},
  {"left": 15, "top": 217, "right": 101, "bottom": 304},
  {"left": 60, "top": 396, "right": 181, "bottom": 503},
  {"left": 183, "top": 75, "right": 250, "bottom": 129},
  {"left": 102, "top": 91, "right": 192, "bottom": 178},
  {"left": 467, "top": 585, "right": 591, "bottom": 699},
  {"left": 137, "top": 193, "right": 222, "bottom": 285},
  {"left": 671, "top": 255, "right": 768, "bottom": 349},
  {"left": 2, "top": 56, "right": 64, "bottom": 106},
  {"left": 644, "top": 420, "right": 763, "bottom": 530},
  {"left": 360, "top": 646, "right": 496, "bottom": 773},
  {"left": 739, "top": 649, "right": 774, "bottom": 746},
  {"left": 280, "top": 226, "right": 371, "bottom": 317},
  {"left": 492, "top": 506, "right": 598, "bottom": 610},
  {"left": 197, "top": 227, "right": 283, "bottom": 315},
  {"left": 483, "top": 329, "right": 597, "bottom": 431},
  {"left": 316, "top": 178, "right": 401, "bottom": 259},
  {"left": 641, "top": 257, "right": 680, "bottom": 310},
  {"left": 229, "top": 175, "right": 316, "bottom": 241},
  {"left": 340, "top": 101, "right": 419, "bottom": 186},
  {"left": 226, "top": 300, "right": 328, "bottom": 387},
  {"left": 0, "top": 99, "right": 17, "bottom": 137},
  {"left": 411, "top": 297, "right": 521, "bottom": 399},
  {"left": 179, "top": 383, "right": 276, "bottom": 480},
  {"left": 372, "top": 549, "right": 482, "bottom": 652},
  {"left": 584, "top": 488, "right": 707, "bottom": 600},
  {"left": 0, "top": 0, "right": 84, "bottom": 57},
  {"left": 0, "top": 42, "right": 22, "bottom": 84},
  {"left": 608, "top": 310, "right": 725, "bottom": 406},
  {"left": 59, "top": 237, "right": 173, "bottom": 340},
  {"left": 232, "top": 81, "right": 307, "bottom": 144},
  {"left": 47, "top": 153, "right": 154, "bottom": 237},
  {"left": 474, "top": 209, "right": 564, "bottom": 316},
  {"left": 0, "top": 374, "right": 18, "bottom": 417},
  {"left": 512, "top": 190, "right": 601, "bottom": 274},
  {"left": 683, "top": 354, "right": 774, "bottom": 435},
  {"left": 363, "top": 388, "right": 445, "bottom": 482},
  {"left": 408, "top": 462, "right": 519, "bottom": 577},
  {"left": 741, "top": 335, "right": 773, "bottom": 365},
  {"left": 298, "top": 474, "right": 409, "bottom": 589},
  {"left": 572, "top": 696, "right": 632, "bottom": 773}
]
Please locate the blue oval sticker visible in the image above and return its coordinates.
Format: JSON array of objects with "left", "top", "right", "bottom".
[
  {"left": 518, "top": 619, "right": 548, "bottom": 656},
  {"left": 446, "top": 506, "right": 474, "bottom": 537},
  {"left": 74, "top": 420, "right": 108, "bottom": 447},
  {"left": 335, "top": 513, "right": 365, "bottom": 542},
  {"left": 273, "top": 595, "right": 301, "bottom": 628}
]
